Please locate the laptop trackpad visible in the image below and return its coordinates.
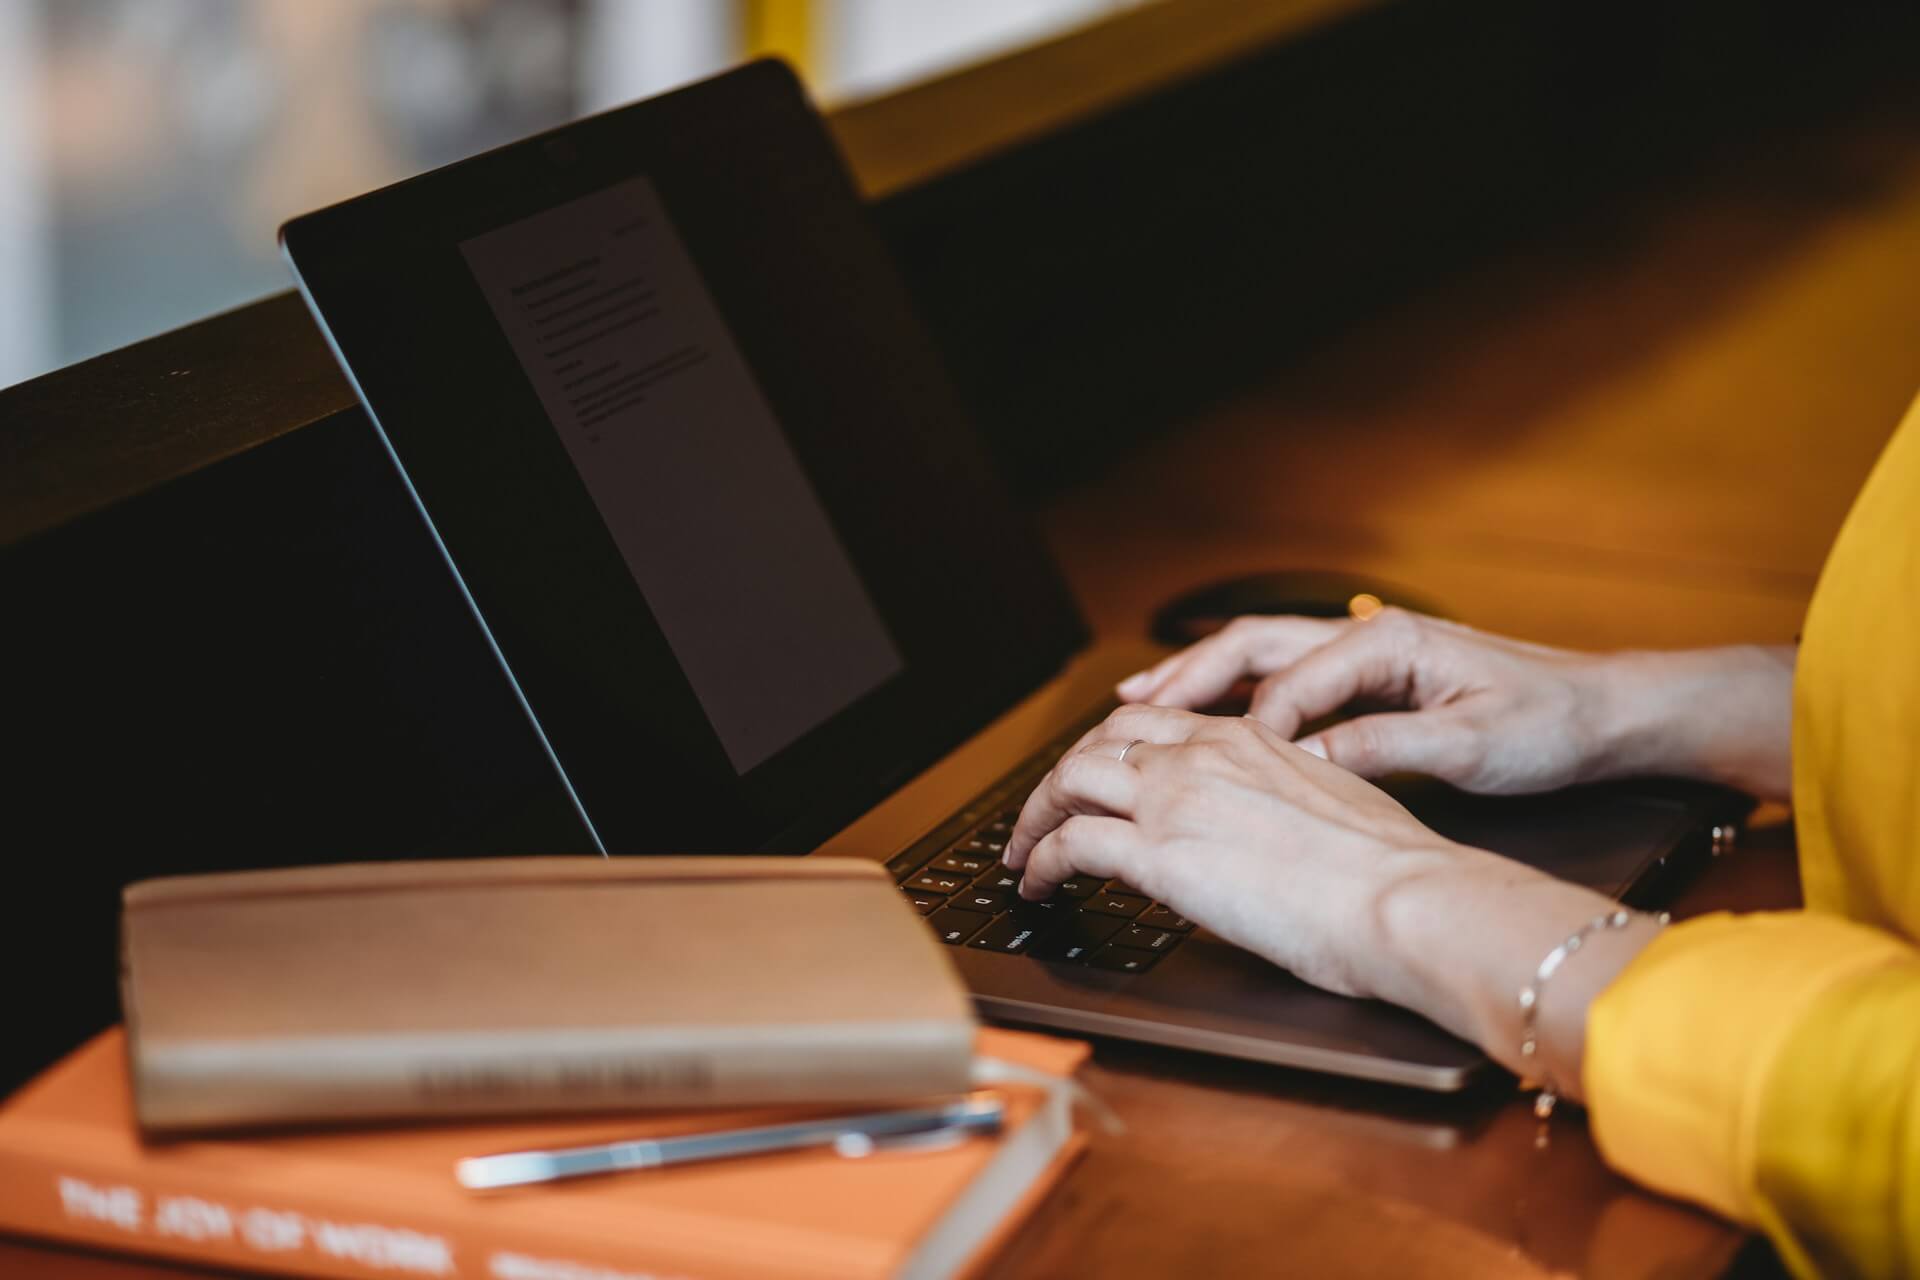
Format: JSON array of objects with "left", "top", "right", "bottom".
[
  {"left": 966, "top": 936, "right": 1485, "bottom": 1082},
  {"left": 1396, "top": 781, "right": 1695, "bottom": 896},
  {"left": 1112, "top": 937, "right": 1482, "bottom": 1071}
]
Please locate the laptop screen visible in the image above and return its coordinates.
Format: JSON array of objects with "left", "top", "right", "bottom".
[
  {"left": 461, "top": 176, "right": 905, "bottom": 775},
  {"left": 280, "top": 62, "right": 1086, "bottom": 854}
]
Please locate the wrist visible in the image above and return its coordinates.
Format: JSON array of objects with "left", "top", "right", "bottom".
[
  {"left": 1588, "top": 646, "right": 1795, "bottom": 798},
  {"left": 1366, "top": 846, "right": 1637, "bottom": 1081},
  {"left": 1363, "top": 843, "right": 1549, "bottom": 1036}
]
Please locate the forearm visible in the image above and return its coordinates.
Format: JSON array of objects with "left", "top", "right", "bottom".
[
  {"left": 1592, "top": 644, "right": 1796, "bottom": 801},
  {"left": 1341, "top": 642, "right": 1795, "bottom": 1084}
]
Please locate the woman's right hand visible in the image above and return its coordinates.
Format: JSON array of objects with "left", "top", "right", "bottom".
[{"left": 1115, "top": 609, "right": 1796, "bottom": 800}]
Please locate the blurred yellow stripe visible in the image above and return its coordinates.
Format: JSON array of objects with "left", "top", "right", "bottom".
[{"left": 741, "top": 0, "right": 818, "bottom": 83}]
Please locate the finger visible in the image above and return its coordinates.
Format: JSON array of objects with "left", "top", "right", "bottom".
[
  {"left": 1118, "top": 616, "right": 1345, "bottom": 708},
  {"left": 1095, "top": 702, "right": 1216, "bottom": 749},
  {"left": 1018, "top": 815, "right": 1143, "bottom": 900},
  {"left": 1004, "top": 751, "right": 1141, "bottom": 871},
  {"left": 1124, "top": 616, "right": 1343, "bottom": 707},
  {"left": 1245, "top": 612, "right": 1421, "bottom": 736},
  {"left": 1048, "top": 703, "right": 1213, "bottom": 785},
  {"left": 1008, "top": 705, "right": 1209, "bottom": 868},
  {"left": 1295, "top": 711, "right": 1473, "bottom": 781}
]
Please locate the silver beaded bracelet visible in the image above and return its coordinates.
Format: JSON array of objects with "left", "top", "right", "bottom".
[{"left": 1518, "top": 907, "right": 1669, "bottom": 1118}]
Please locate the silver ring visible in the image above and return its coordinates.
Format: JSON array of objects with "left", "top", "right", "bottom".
[{"left": 1116, "top": 739, "right": 1147, "bottom": 765}]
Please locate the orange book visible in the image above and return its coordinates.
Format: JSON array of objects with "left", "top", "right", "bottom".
[{"left": 0, "top": 1028, "right": 1088, "bottom": 1280}]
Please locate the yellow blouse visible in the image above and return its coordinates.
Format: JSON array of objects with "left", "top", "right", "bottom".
[{"left": 1585, "top": 392, "right": 1920, "bottom": 1278}]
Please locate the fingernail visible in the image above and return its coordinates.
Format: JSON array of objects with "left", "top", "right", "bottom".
[
  {"left": 1017, "top": 878, "right": 1037, "bottom": 900},
  {"left": 1117, "top": 672, "right": 1151, "bottom": 696},
  {"left": 1297, "top": 737, "right": 1328, "bottom": 760}
]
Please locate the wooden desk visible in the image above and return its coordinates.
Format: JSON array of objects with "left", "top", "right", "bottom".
[{"left": 11, "top": 85, "right": 1920, "bottom": 1280}]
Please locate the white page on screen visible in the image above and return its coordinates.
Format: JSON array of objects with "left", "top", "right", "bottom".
[{"left": 461, "top": 177, "right": 903, "bottom": 775}]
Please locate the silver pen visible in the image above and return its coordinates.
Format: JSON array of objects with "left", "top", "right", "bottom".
[{"left": 456, "top": 1095, "right": 1006, "bottom": 1190}]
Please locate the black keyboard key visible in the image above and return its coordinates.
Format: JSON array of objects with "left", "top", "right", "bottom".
[
  {"left": 1138, "top": 904, "right": 1195, "bottom": 932},
  {"left": 886, "top": 849, "right": 936, "bottom": 882},
  {"left": 962, "top": 833, "right": 1008, "bottom": 855},
  {"left": 902, "top": 889, "right": 944, "bottom": 915},
  {"left": 1115, "top": 925, "right": 1181, "bottom": 953},
  {"left": 887, "top": 810, "right": 984, "bottom": 880},
  {"left": 951, "top": 888, "right": 1013, "bottom": 915},
  {"left": 1052, "top": 877, "right": 1102, "bottom": 900},
  {"left": 974, "top": 868, "right": 1021, "bottom": 893},
  {"left": 931, "top": 851, "right": 993, "bottom": 875},
  {"left": 1087, "top": 944, "right": 1160, "bottom": 973},
  {"left": 967, "top": 914, "right": 1049, "bottom": 955},
  {"left": 1084, "top": 890, "right": 1151, "bottom": 920},
  {"left": 928, "top": 907, "right": 990, "bottom": 945},
  {"left": 1030, "top": 912, "right": 1124, "bottom": 962},
  {"left": 906, "top": 871, "right": 970, "bottom": 895}
]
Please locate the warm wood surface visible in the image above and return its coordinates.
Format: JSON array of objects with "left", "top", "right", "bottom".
[
  {"left": 1047, "top": 116, "right": 1920, "bottom": 654},
  {"left": 11, "top": 79, "right": 1920, "bottom": 1280}
]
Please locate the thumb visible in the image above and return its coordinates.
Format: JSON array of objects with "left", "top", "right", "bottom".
[{"left": 1295, "top": 711, "right": 1472, "bottom": 782}]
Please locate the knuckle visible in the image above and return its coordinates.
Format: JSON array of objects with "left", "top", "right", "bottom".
[
  {"left": 1220, "top": 615, "right": 1261, "bottom": 639},
  {"left": 1374, "top": 606, "right": 1421, "bottom": 644},
  {"left": 1053, "top": 752, "right": 1095, "bottom": 791},
  {"left": 1061, "top": 729, "right": 1103, "bottom": 763},
  {"left": 1370, "top": 610, "right": 1428, "bottom": 671},
  {"left": 1225, "top": 714, "right": 1267, "bottom": 742},
  {"left": 1055, "top": 814, "right": 1094, "bottom": 847},
  {"left": 1238, "top": 715, "right": 1285, "bottom": 751},
  {"left": 1334, "top": 722, "right": 1381, "bottom": 769}
]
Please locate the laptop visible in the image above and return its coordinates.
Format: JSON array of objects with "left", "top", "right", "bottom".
[{"left": 280, "top": 60, "right": 1746, "bottom": 1091}]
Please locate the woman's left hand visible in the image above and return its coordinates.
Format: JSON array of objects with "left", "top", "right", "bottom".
[{"left": 1002, "top": 703, "right": 1474, "bottom": 1000}]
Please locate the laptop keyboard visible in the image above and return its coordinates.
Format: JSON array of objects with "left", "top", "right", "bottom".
[{"left": 884, "top": 707, "right": 1193, "bottom": 974}]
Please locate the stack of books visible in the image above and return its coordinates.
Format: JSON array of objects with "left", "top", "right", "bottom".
[
  {"left": 0, "top": 1026, "right": 1087, "bottom": 1280},
  {"left": 0, "top": 860, "right": 1094, "bottom": 1279}
]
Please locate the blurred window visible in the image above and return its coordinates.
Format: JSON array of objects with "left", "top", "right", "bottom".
[{"left": 0, "top": 0, "right": 1147, "bottom": 389}]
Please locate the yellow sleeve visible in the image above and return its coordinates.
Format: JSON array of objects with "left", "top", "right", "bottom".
[{"left": 1584, "top": 910, "right": 1920, "bottom": 1279}]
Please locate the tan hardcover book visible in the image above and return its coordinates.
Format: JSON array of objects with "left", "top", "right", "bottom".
[{"left": 121, "top": 857, "right": 977, "bottom": 1133}]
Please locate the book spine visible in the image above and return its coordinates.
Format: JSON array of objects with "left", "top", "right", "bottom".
[
  {"left": 0, "top": 1144, "right": 794, "bottom": 1280},
  {"left": 134, "top": 1022, "right": 974, "bottom": 1132}
]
